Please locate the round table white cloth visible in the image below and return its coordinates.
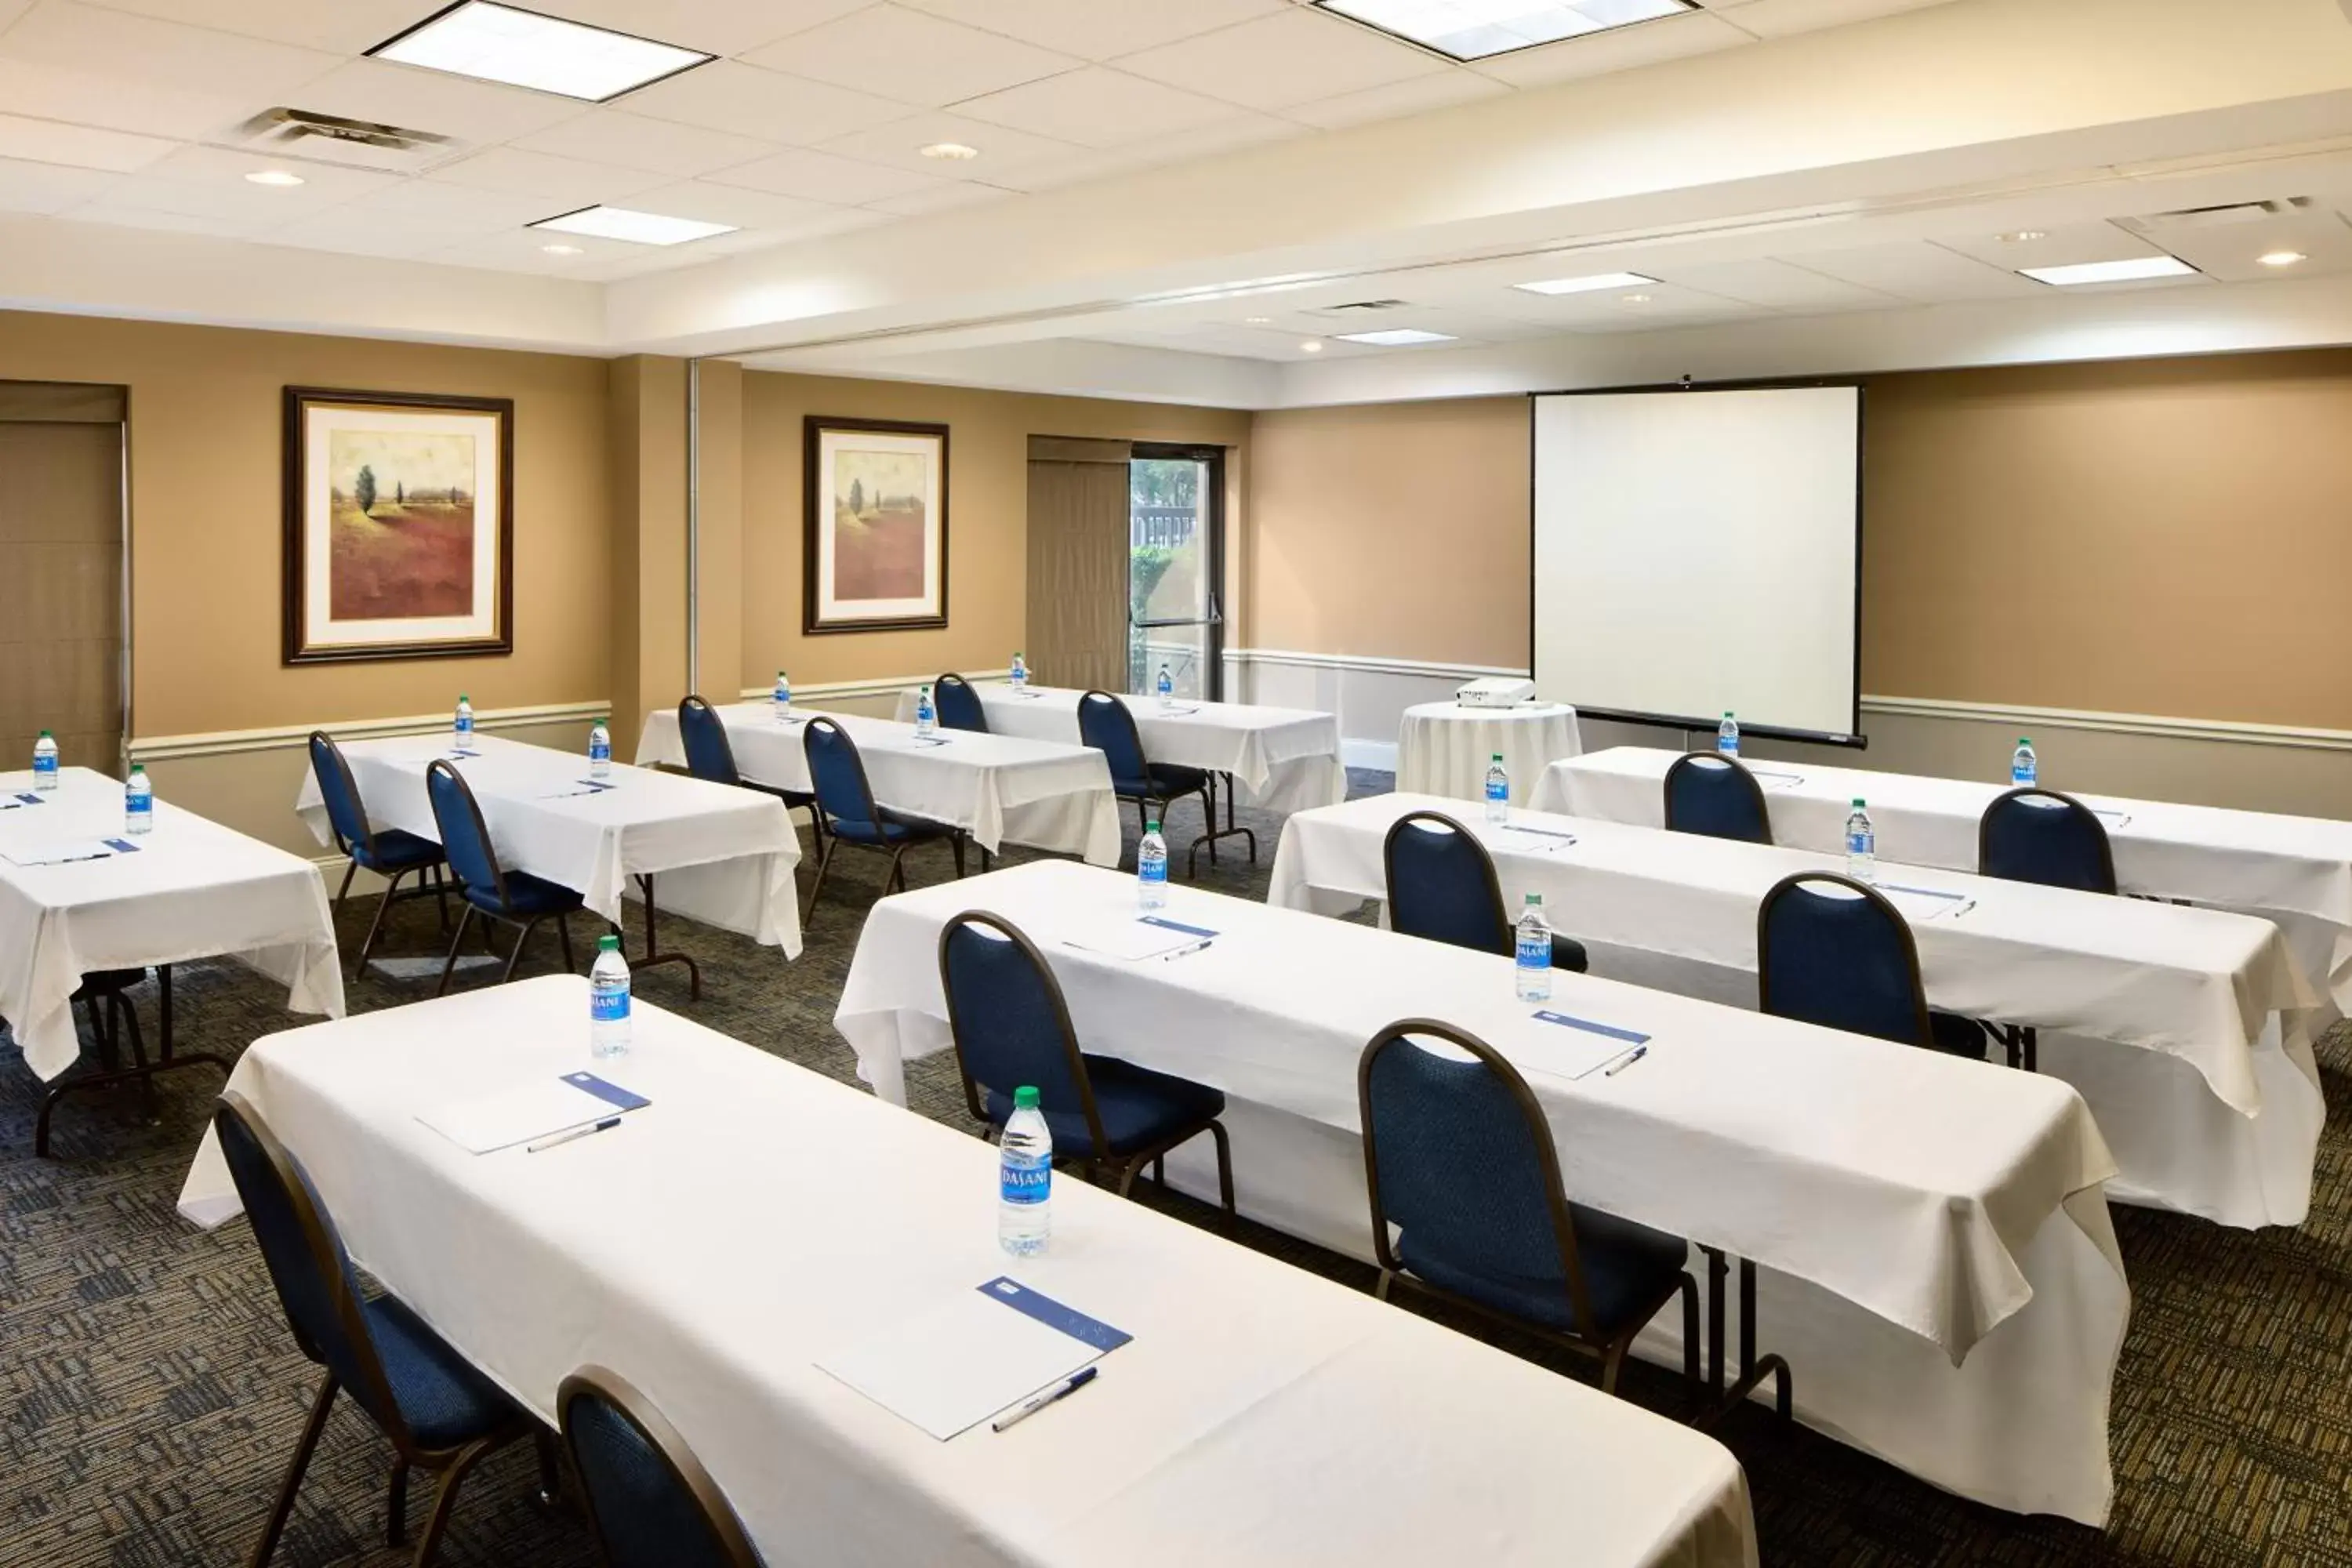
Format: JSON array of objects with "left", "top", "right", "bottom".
[{"left": 1396, "top": 701, "right": 1581, "bottom": 804}]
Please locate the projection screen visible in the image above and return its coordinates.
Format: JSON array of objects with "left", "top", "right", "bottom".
[{"left": 1531, "top": 383, "right": 1864, "bottom": 746}]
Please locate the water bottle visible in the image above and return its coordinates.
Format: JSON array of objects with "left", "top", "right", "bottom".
[
  {"left": 452, "top": 695, "right": 476, "bottom": 755},
  {"left": 1138, "top": 817, "right": 1168, "bottom": 909},
  {"left": 587, "top": 717, "right": 612, "bottom": 779},
  {"left": 1846, "top": 798, "right": 1875, "bottom": 883},
  {"left": 1156, "top": 663, "right": 1174, "bottom": 710},
  {"left": 1718, "top": 711, "right": 1739, "bottom": 756},
  {"left": 1483, "top": 753, "right": 1509, "bottom": 824},
  {"left": 999, "top": 1085, "right": 1052, "bottom": 1257},
  {"left": 1515, "top": 893, "right": 1552, "bottom": 1004},
  {"left": 2011, "top": 735, "right": 2038, "bottom": 787},
  {"left": 590, "top": 934, "right": 631, "bottom": 1059},
  {"left": 772, "top": 669, "right": 792, "bottom": 722},
  {"left": 124, "top": 764, "right": 153, "bottom": 835},
  {"left": 1010, "top": 652, "right": 1028, "bottom": 692},
  {"left": 913, "top": 684, "right": 937, "bottom": 738},
  {"left": 31, "top": 730, "right": 58, "bottom": 791}
]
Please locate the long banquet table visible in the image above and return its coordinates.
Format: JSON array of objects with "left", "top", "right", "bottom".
[
  {"left": 835, "top": 860, "right": 2129, "bottom": 1524},
  {"left": 179, "top": 977, "right": 1759, "bottom": 1568},
  {"left": 1272, "top": 791, "right": 2324, "bottom": 1230}
]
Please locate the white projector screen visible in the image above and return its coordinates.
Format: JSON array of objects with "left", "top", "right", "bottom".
[{"left": 1532, "top": 384, "right": 1863, "bottom": 745}]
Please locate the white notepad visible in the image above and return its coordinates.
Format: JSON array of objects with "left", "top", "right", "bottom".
[
  {"left": 1061, "top": 917, "right": 1216, "bottom": 962},
  {"left": 1878, "top": 884, "right": 1976, "bottom": 922},
  {"left": 417, "top": 1073, "right": 645, "bottom": 1154},
  {"left": 3, "top": 838, "right": 129, "bottom": 867},
  {"left": 818, "top": 1278, "right": 1129, "bottom": 1441}
]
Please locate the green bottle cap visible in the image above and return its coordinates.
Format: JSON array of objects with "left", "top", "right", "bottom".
[
  {"left": 1013, "top": 1085, "right": 1040, "bottom": 1109},
  {"left": 597, "top": 934, "right": 619, "bottom": 953},
  {"left": 38, "top": 728, "right": 52, "bottom": 737},
  {"left": 1524, "top": 891, "right": 1542, "bottom": 906},
  {"left": 1145, "top": 818, "right": 1160, "bottom": 833},
  {"left": 1852, "top": 797, "right": 1866, "bottom": 808},
  {"left": 129, "top": 764, "right": 144, "bottom": 775}
]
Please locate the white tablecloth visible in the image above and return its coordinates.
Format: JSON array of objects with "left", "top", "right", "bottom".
[
  {"left": 179, "top": 977, "right": 1757, "bottom": 1568},
  {"left": 1542, "top": 746, "right": 2352, "bottom": 1014},
  {"left": 1272, "top": 793, "right": 2325, "bottom": 1229},
  {"left": 638, "top": 704, "right": 1119, "bottom": 866},
  {"left": 834, "top": 862, "right": 2126, "bottom": 1524},
  {"left": 296, "top": 734, "right": 801, "bottom": 958},
  {"left": 894, "top": 684, "right": 1347, "bottom": 815},
  {"left": 0, "top": 767, "right": 343, "bottom": 1080},
  {"left": 1398, "top": 702, "right": 1582, "bottom": 805}
]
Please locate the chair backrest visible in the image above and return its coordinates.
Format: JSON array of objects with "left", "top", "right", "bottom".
[
  {"left": 1755, "top": 872, "right": 1931, "bottom": 1047},
  {"left": 307, "top": 731, "right": 375, "bottom": 858},
  {"left": 1979, "top": 787, "right": 2116, "bottom": 895},
  {"left": 213, "top": 1093, "right": 408, "bottom": 1444},
  {"left": 425, "top": 758, "right": 508, "bottom": 909},
  {"left": 559, "top": 1367, "right": 765, "bottom": 1568},
  {"left": 1383, "top": 811, "right": 1510, "bottom": 958},
  {"left": 802, "top": 718, "right": 883, "bottom": 833},
  {"left": 937, "top": 910, "right": 1106, "bottom": 1149},
  {"left": 1356, "top": 1018, "right": 1593, "bottom": 1327},
  {"left": 1076, "top": 690, "right": 1149, "bottom": 786},
  {"left": 1663, "top": 752, "right": 1773, "bottom": 845},
  {"left": 677, "top": 696, "right": 744, "bottom": 789},
  {"left": 933, "top": 674, "right": 988, "bottom": 735}
]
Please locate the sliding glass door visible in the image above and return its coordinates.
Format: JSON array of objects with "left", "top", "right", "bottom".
[{"left": 1127, "top": 445, "right": 1224, "bottom": 701}]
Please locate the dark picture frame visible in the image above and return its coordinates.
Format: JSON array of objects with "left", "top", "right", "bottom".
[
  {"left": 803, "top": 415, "right": 949, "bottom": 635},
  {"left": 283, "top": 386, "right": 514, "bottom": 665}
]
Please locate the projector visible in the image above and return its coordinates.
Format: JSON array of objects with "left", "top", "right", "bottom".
[{"left": 1455, "top": 677, "right": 1537, "bottom": 708}]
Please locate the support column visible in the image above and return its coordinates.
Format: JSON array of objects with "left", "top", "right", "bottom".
[{"left": 606, "top": 354, "right": 688, "bottom": 739}]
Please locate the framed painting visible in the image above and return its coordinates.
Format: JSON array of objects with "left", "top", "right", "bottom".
[
  {"left": 283, "top": 387, "right": 514, "bottom": 664},
  {"left": 804, "top": 416, "right": 949, "bottom": 634}
]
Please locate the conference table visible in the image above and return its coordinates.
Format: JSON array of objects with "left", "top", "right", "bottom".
[
  {"left": 296, "top": 734, "right": 803, "bottom": 972},
  {"left": 1272, "top": 793, "right": 2324, "bottom": 1232},
  {"left": 835, "top": 861, "right": 2129, "bottom": 1525},
  {"left": 178, "top": 977, "right": 1759, "bottom": 1568},
  {"left": 1540, "top": 745, "right": 2352, "bottom": 1013},
  {"left": 637, "top": 704, "right": 1120, "bottom": 866}
]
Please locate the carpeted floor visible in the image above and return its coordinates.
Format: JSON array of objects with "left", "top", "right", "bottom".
[{"left": 5, "top": 771, "right": 2351, "bottom": 1566}]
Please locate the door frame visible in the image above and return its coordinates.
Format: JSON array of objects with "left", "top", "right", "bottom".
[{"left": 1128, "top": 442, "right": 1226, "bottom": 702}]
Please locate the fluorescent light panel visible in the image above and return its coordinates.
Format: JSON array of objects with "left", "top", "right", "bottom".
[
  {"left": 1335, "top": 328, "right": 1458, "bottom": 345},
  {"left": 1316, "top": 0, "right": 1689, "bottom": 61},
  {"left": 532, "top": 205, "right": 735, "bottom": 246},
  {"left": 1514, "top": 270, "right": 1658, "bottom": 296},
  {"left": 2020, "top": 256, "right": 2198, "bottom": 287},
  {"left": 372, "top": 2, "right": 712, "bottom": 103}
]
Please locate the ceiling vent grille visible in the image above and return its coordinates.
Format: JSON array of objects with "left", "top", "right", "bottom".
[
  {"left": 2121, "top": 198, "right": 2310, "bottom": 235},
  {"left": 216, "top": 108, "right": 464, "bottom": 174},
  {"left": 1312, "top": 298, "right": 1412, "bottom": 314}
]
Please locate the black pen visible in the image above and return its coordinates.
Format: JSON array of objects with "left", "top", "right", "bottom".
[
  {"left": 527, "top": 1116, "right": 622, "bottom": 1153},
  {"left": 992, "top": 1366, "right": 1098, "bottom": 1432}
]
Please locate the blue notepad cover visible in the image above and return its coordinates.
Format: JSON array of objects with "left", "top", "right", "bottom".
[
  {"left": 1138, "top": 916, "right": 1217, "bottom": 939},
  {"left": 977, "top": 1277, "right": 1131, "bottom": 1352},
  {"left": 562, "top": 1072, "right": 649, "bottom": 1112},
  {"left": 1531, "top": 1011, "right": 1650, "bottom": 1046}
]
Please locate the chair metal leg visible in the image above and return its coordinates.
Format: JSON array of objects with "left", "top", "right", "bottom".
[
  {"left": 431, "top": 864, "right": 452, "bottom": 932},
  {"left": 409, "top": 1437, "right": 499, "bottom": 1568},
  {"left": 387, "top": 1459, "right": 411, "bottom": 1548},
  {"left": 435, "top": 906, "right": 475, "bottom": 997},
  {"left": 556, "top": 912, "right": 575, "bottom": 974},
  {"left": 1207, "top": 1119, "right": 1236, "bottom": 1222},
  {"left": 333, "top": 860, "right": 357, "bottom": 931},
  {"left": 249, "top": 1376, "right": 338, "bottom": 1568},
  {"left": 803, "top": 837, "right": 838, "bottom": 924},
  {"left": 534, "top": 1428, "right": 563, "bottom": 1508},
  {"left": 115, "top": 993, "right": 161, "bottom": 1122},
  {"left": 885, "top": 846, "right": 910, "bottom": 895},
  {"left": 499, "top": 917, "right": 543, "bottom": 984},
  {"left": 950, "top": 833, "right": 967, "bottom": 879},
  {"left": 1679, "top": 1272, "right": 1703, "bottom": 1410},
  {"left": 1599, "top": 1340, "right": 1628, "bottom": 1397},
  {"left": 354, "top": 867, "right": 405, "bottom": 978}
]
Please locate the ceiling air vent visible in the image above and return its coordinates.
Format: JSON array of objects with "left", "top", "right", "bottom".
[
  {"left": 216, "top": 108, "right": 465, "bottom": 175},
  {"left": 2120, "top": 198, "right": 2310, "bottom": 236},
  {"left": 1312, "top": 298, "right": 1413, "bottom": 315}
]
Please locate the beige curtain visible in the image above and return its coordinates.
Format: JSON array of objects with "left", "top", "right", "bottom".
[
  {"left": 0, "top": 405, "right": 125, "bottom": 777},
  {"left": 1025, "top": 437, "right": 1131, "bottom": 693}
]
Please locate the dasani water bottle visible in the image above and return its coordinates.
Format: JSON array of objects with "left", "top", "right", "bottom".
[
  {"left": 1138, "top": 817, "right": 1168, "bottom": 910},
  {"left": 590, "top": 935, "right": 631, "bottom": 1059},
  {"left": 125, "top": 764, "right": 153, "bottom": 835},
  {"left": 2011, "top": 736, "right": 2038, "bottom": 788},
  {"left": 31, "top": 730, "right": 58, "bottom": 791},
  {"left": 1156, "top": 663, "right": 1174, "bottom": 710},
  {"left": 1719, "top": 712, "right": 1740, "bottom": 756},
  {"left": 914, "top": 684, "right": 937, "bottom": 738},
  {"left": 1845, "top": 798, "right": 1875, "bottom": 884},
  {"left": 999, "top": 1086, "right": 1051, "bottom": 1257},
  {"left": 1010, "top": 652, "right": 1028, "bottom": 692},
  {"left": 452, "top": 695, "right": 476, "bottom": 756},
  {"left": 1483, "top": 753, "right": 1509, "bottom": 824},
  {"left": 773, "top": 670, "right": 793, "bottom": 722},
  {"left": 587, "top": 717, "right": 612, "bottom": 779},
  {"left": 1515, "top": 893, "right": 1552, "bottom": 1004}
]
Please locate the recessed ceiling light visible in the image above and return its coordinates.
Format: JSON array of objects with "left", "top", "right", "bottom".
[
  {"left": 1315, "top": 0, "right": 1690, "bottom": 62},
  {"left": 1999, "top": 230, "right": 2049, "bottom": 243},
  {"left": 920, "top": 142, "right": 979, "bottom": 161},
  {"left": 1334, "top": 328, "right": 1458, "bottom": 346},
  {"left": 1620, "top": 293, "right": 1652, "bottom": 304},
  {"left": 540, "top": 242, "right": 584, "bottom": 256},
  {"left": 530, "top": 205, "right": 735, "bottom": 247},
  {"left": 1514, "top": 270, "right": 1659, "bottom": 296},
  {"left": 1300, "top": 341, "right": 1324, "bottom": 353},
  {"left": 244, "top": 169, "right": 305, "bottom": 187},
  {"left": 2019, "top": 256, "right": 2199, "bottom": 286},
  {"left": 1244, "top": 316, "right": 1272, "bottom": 325},
  {"left": 2259, "top": 249, "right": 2308, "bottom": 267},
  {"left": 370, "top": 1, "right": 712, "bottom": 103}
]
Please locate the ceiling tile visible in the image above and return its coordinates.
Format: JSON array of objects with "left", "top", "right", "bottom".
[
  {"left": 896, "top": 0, "right": 1290, "bottom": 62},
  {"left": 624, "top": 59, "right": 912, "bottom": 144},
  {"left": 1783, "top": 240, "right": 2043, "bottom": 302},
  {"left": 71, "top": 0, "right": 434, "bottom": 54},
  {"left": 262, "top": 207, "right": 493, "bottom": 259},
  {"left": 702, "top": 145, "right": 944, "bottom": 205},
  {"left": 1933, "top": 221, "right": 2169, "bottom": 273},
  {"left": 1112, "top": 9, "right": 1448, "bottom": 112},
  {"left": 296, "top": 60, "right": 597, "bottom": 143},
  {"left": 1467, "top": 9, "right": 1750, "bottom": 87},
  {"left": 365, "top": 177, "right": 568, "bottom": 230},
  {"left": 427, "top": 147, "right": 670, "bottom": 209},
  {"left": 619, "top": 178, "right": 842, "bottom": 230},
  {"left": 0, "top": 59, "right": 256, "bottom": 140},
  {"left": 742, "top": 4, "right": 1080, "bottom": 110},
  {"left": 64, "top": 201, "right": 268, "bottom": 238},
  {"left": 1705, "top": 0, "right": 1961, "bottom": 42},
  {"left": 0, "top": 156, "right": 122, "bottom": 214},
  {"left": 955, "top": 67, "right": 1247, "bottom": 148},
  {"left": 527, "top": 0, "right": 874, "bottom": 58},
  {"left": 1653, "top": 256, "right": 1906, "bottom": 311},
  {"left": 2156, "top": 210, "right": 2352, "bottom": 285},
  {"left": 866, "top": 180, "right": 1014, "bottom": 216},
  {"left": 0, "top": 114, "right": 178, "bottom": 173},
  {"left": 0, "top": 2, "right": 342, "bottom": 97},
  {"left": 509, "top": 109, "right": 779, "bottom": 178},
  {"left": 1283, "top": 68, "right": 1510, "bottom": 130},
  {"left": 814, "top": 110, "right": 1079, "bottom": 180}
]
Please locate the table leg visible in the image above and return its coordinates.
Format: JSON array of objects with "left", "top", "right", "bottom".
[
  {"left": 1697, "top": 1248, "right": 1793, "bottom": 1428},
  {"left": 622, "top": 873, "right": 702, "bottom": 1002},
  {"left": 1184, "top": 770, "right": 1259, "bottom": 875},
  {"left": 34, "top": 966, "right": 227, "bottom": 1159}
]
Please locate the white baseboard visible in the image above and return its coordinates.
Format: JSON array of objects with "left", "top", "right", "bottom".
[{"left": 1342, "top": 739, "right": 1399, "bottom": 773}]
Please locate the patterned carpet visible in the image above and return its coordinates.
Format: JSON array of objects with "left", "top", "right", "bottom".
[{"left": 5, "top": 771, "right": 2350, "bottom": 1566}]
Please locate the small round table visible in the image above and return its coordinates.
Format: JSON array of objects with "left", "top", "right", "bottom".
[{"left": 1396, "top": 701, "right": 1583, "bottom": 805}]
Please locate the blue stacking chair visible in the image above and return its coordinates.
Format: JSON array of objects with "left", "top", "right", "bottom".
[
  {"left": 559, "top": 1367, "right": 765, "bottom": 1568},
  {"left": 310, "top": 731, "right": 450, "bottom": 976},
  {"left": 800, "top": 717, "right": 964, "bottom": 924},
  {"left": 931, "top": 673, "right": 989, "bottom": 734},
  {"left": 1076, "top": 690, "right": 1217, "bottom": 869},
  {"left": 1356, "top": 1018, "right": 1699, "bottom": 1400},
  {"left": 1383, "top": 810, "right": 1588, "bottom": 972},
  {"left": 678, "top": 695, "right": 819, "bottom": 836},
  {"left": 938, "top": 910, "right": 1234, "bottom": 1214},
  {"left": 1662, "top": 752, "right": 1773, "bottom": 844},
  {"left": 424, "top": 759, "right": 585, "bottom": 996},
  {"left": 1980, "top": 787, "right": 2116, "bottom": 895},
  {"left": 215, "top": 1092, "right": 537, "bottom": 1566},
  {"left": 1756, "top": 872, "right": 1987, "bottom": 1058}
]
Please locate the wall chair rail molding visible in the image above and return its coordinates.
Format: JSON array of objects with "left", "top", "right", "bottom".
[
  {"left": 128, "top": 700, "right": 609, "bottom": 764},
  {"left": 1858, "top": 696, "right": 2352, "bottom": 755},
  {"left": 1223, "top": 648, "right": 1531, "bottom": 681}
]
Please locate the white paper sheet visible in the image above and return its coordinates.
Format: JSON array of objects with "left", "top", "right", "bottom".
[
  {"left": 1062, "top": 918, "right": 1218, "bottom": 962},
  {"left": 2, "top": 838, "right": 129, "bottom": 866},
  {"left": 1512, "top": 1011, "right": 1650, "bottom": 1080},
  {"left": 1877, "top": 884, "right": 1976, "bottom": 922},
  {"left": 418, "top": 1076, "right": 632, "bottom": 1154},
  {"left": 818, "top": 1281, "right": 1116, "bottom": 1440}
]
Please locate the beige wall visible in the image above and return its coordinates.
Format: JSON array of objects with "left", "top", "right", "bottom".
[{"left": 736, "top": 371, "right": 1249, "bottom": 693}]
